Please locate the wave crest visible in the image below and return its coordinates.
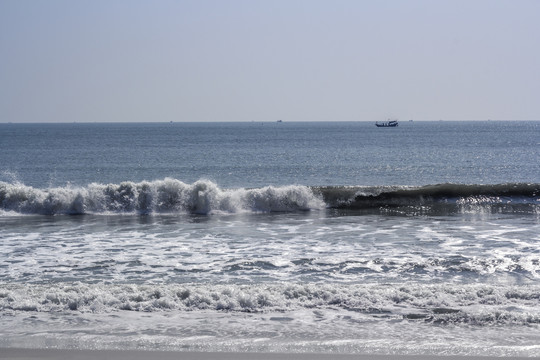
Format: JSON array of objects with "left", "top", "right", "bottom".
[
  {"left": 315, "top": 183, "right": 540, "bottom": 214},
  {"left": 1, "top": 180, "right": 538, "bottom": 216},
  {"left": 0, "top": 179, "right": 325, "bottom": 215}
]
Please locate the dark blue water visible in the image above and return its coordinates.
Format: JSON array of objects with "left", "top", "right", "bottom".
[{"left": 1, "top": 121, "right": 538, "bottom": 188}]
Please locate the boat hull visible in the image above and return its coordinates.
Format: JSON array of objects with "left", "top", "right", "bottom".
[{"left": 375, "top": 122, "right": 398, "bottom": 127}]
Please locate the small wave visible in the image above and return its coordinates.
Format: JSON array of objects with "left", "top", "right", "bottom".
[
  {"left": 0, "top": 179, "right": 324, "bottom": 215},
  {"left": 1, "top": 180, "right": 538, "bottom": 215},
  {"left": 2, "top": 282, "right": 539, "bottom": 325}
]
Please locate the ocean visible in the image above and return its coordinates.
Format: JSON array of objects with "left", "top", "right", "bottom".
[{"left": 0, "top": 121, "right": 539, "bottom": 356}]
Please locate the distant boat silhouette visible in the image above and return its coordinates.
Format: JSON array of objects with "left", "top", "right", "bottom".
[{"left": 375, "top": 119, "right": 398, "bottom": 127}]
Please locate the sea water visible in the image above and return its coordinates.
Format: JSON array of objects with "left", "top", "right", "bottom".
[{"left": 0, "top": 121, "right": 539, "bottom": 356}]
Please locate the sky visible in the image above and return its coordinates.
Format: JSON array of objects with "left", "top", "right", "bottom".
[{"left": 1, "top": 0, "right": 539, "bottom": 123}]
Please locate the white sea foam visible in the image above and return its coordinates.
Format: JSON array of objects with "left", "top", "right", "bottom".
[
  {"left": 1, "top": 211, "right": 539, "bottom": 285},
  {"left": 1, "top": 282, "right": 539, "bottom": 326},
  {"left": 0, "top": 179, "right": 325, "bottom": 215}
]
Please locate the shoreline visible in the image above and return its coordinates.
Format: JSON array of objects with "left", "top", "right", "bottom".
[{"left": 0, "top": 349, "right": 538, "bottom": 360}]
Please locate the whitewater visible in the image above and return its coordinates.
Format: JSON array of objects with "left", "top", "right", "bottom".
[
  {"left": 1, "top": 121, "right": 539, "bottom": 356},
  {"left": 1, "top": 179, "right": 538, "bottom": 215}
]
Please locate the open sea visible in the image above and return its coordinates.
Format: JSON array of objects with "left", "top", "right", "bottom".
[{"left": 0, "top": 121, "right": 539, "bottom": 356}]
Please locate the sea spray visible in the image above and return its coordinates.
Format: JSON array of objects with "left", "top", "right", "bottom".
[{"left": 0, "top": 179, "right": 326, "bottom": 215}]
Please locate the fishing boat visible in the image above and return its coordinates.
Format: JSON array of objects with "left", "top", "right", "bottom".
[{"left": 375, "top": 119, "right": 398, "bottom": 127}]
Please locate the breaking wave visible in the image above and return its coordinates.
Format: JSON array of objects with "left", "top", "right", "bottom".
[
  {"left": 0, "top": 178, "right": 324, "bottom": 215},
  {"left": 2, "top": 282, "right": 540, "bottom": 325},
  {"left": 0, "top": 179, "right": 538, "bottom": 215}
]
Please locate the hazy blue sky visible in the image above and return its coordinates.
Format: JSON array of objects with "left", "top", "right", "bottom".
[{"left": 1, "top": 0, "right": 539, "bottom": 122}]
